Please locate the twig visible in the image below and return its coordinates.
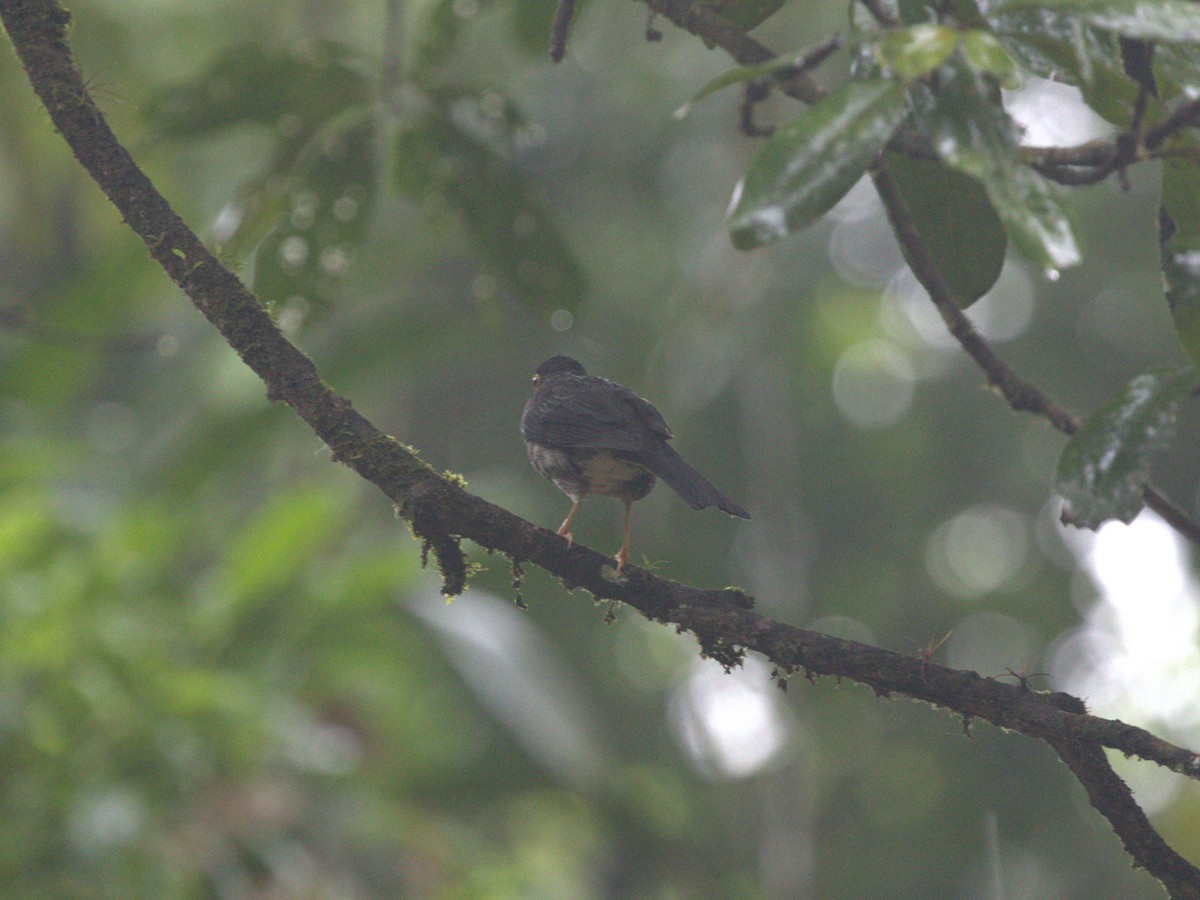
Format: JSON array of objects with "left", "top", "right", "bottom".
[
  {"left": 739, "top": 79, "right": 773, "bottom": 137},
  {"left": 736, "top": 36, "right": 842, "bottom": 137},
  {"left": 858, "top": 0, "right": 897, "bottom": 27},
  {"left": 381, "top": 0, "right": 402, "bottom": 99},
  {"left": 1146, "top": 94, "right": 1200, "bottom": 151},
  {"left": 872, "top": 165, "right": 1082, "bottom": 434},
  {"left": 1030, "top": 93, "right": 1200, "bottom": 186},
  {"left": 549, "top": 0, "right": 576, "bottom": 62},
  {"left": 1052, "top": 736, "right": 1200, "bottom": 899},
  {"left": 643, "top": 0, "right": 825, "bottom": 104}
]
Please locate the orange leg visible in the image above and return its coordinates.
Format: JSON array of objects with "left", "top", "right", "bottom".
[
  {"left": 614, "top": 499, "right": 633, "bottom": 573},
  {"left": 557, "top": 496, "right": 584, "bottom": 548}
]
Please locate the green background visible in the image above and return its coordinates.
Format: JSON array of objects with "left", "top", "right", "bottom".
[{"left": 0, "top": 1, "right": 1196, "bottom": 896}]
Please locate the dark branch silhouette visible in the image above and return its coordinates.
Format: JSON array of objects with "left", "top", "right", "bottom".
[{"left": 548, "top": 0, "right": 576, "bottom": 62}]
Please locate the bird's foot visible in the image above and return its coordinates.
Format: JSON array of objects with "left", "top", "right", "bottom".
[
  {"left": 556, "top": 526, "right": 575, "bottom": 549},
  {"left": 614, "top": 545, "right": 628, "bottom": 573}
]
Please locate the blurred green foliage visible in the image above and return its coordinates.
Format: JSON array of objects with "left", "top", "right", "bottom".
[{"left": 1, "top": 0, "right": 1199, "bottom": 896}]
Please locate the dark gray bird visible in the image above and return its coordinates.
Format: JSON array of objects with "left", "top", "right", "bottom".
[{"left": 521, "top": 355, "right": 750, "bottom": 571}]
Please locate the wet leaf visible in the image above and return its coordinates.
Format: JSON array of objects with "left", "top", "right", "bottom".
[
  {"left": 727, "top": 79, "right": 910, "bottom": 250},
  {"left": 879, "top": 25, "right": 960, "bottom": 79},
  {"left": 1161, "top": 138, "right": 1200, "bottom": 366},
  {"left": 991, "top": 10, "right": 1141, "bottom": 124},
  {"left": 883, "top": 151, "right": 1006, "bottom": 305},
  {"left": 1056, "top": 366, "right": 1199, "bottom": 528},
  {"left": 914, "top": 61, "right": 1079, "bottom": 271},
  {"left": 996, "top": 0, "right": 1200, "bottom": 43},
  {"left": 1152, "top": 43, "right": 1200, "bottom": 101},
  {"left": 960, "top": 30, "right": 1022, "bottom": 89}
]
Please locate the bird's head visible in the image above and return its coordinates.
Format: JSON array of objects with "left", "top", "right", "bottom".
[{"left": 531, "top": 355, "right": 586, "bottom": 389}]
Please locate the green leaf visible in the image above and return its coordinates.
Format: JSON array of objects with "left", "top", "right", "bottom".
[
  {"left": 1055, "top": 366, "right": 1199, "bottom": 528},
  {"left": 883, "top": 152, "right": 1006, "bottom": 305},
  {"left": 960, "top": 30, "right": 1022, "bottom": 89},
  {"left": 727, "top": 80, "right": 910, "bottom": 250},
  {"left": 879, "top": 25, "right": 960, "bottom": 80},
  {"left": 992, "top": 11, "right": 1144, "bottom": 125},
  {"left": 143, "top": 42, "right": 369, "bottom": 137},
  {"left": 252, "top": 113, "right": 379, "bottom": 312},
  {"left": 393, "top": 105, "right": 586, "bottom": 312},
  {"left": 915, "top": 61, "right": 1080, "bottom": 271},
  {"left": 1161, "top": 138, "right": 1200, "bottom": 366},
  {"left": 1153, "top": 43, "right": 1200, "bottom": 103},
  {"left": 996, "top": 0, "right": 1200, "bottom": 43},
  {"left": 404, "top": 0, "right": 500, "bottom": 74},
  {"left": 223, "top": 485, "right": 349, "bottom": 602}
]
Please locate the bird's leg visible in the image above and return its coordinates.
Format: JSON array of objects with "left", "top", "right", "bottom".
[
  {"left": 557, "top": 496, "right": 583, "bottom": 548},
  {"left": 615, "top": 499, "right": 633, "bottom": 573}
]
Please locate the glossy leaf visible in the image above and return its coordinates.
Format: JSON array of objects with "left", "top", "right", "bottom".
[
  {"left": 883, "top": 152, "right": 1006, "bottom": 304},
  {"left": 1056, "top": 367, "right": 1199, "bottom": 528},
  {"left": 728, "top": 80, "right": 910, "bottom": 250},
  {"left": 879, "top": 25, "right": 960, "bottom": 79},
  {"left": 992, "top": 10, "right": 1141, "bottom": 125},
  {"left": 960, "top": 30, "right": 1022, "bottom": 88},
  {"left": 916, "top": 62, "right": 1079, "bottom": 271},
  {"left": 1161, "top": 139, "right": 1200, "bottom": 366},
  {"left": 1152, "top": 43, "right": 1200, "bottom": 102},
  {"left": 997, "top": 0, "right": 1200, "bottom": 43}
]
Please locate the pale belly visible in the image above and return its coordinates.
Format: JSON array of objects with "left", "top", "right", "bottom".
[{"left": 527, "top": 443, "right": 656, "bottom": 502}]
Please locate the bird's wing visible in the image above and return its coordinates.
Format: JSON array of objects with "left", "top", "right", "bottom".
[
  {"left": 522, "top": 375, "right": 672, "bottom": 452},
  {"left": 608, "top": 381, "right": 674, "bottom": 442}
]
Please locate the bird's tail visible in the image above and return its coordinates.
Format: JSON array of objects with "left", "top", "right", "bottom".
[{"left": 643, "top": 443, "right": 751, "bottom": 519}]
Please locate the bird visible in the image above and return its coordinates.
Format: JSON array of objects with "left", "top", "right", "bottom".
[{"left": 520, "top": 355, "right": 750, "bottom": 572}]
